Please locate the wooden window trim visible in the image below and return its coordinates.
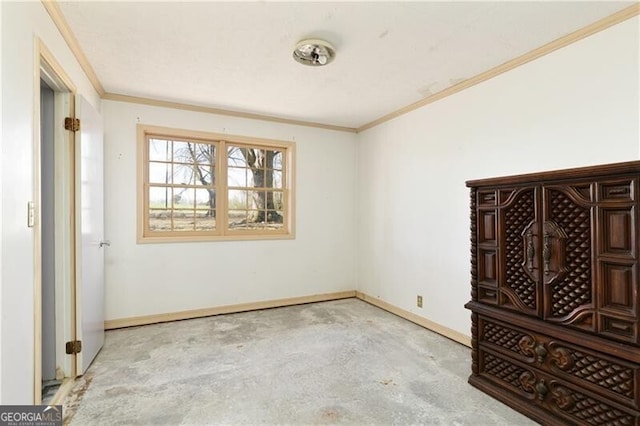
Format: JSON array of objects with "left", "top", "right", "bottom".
[{"left": 137, "top": 124, "right": 296, "bottom": 243}]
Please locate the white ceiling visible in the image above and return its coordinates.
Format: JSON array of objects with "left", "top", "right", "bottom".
[{"left": 57, "top": 1, "right": 634, "bottom": 130}]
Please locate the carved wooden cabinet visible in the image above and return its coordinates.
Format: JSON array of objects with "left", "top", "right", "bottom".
[{"left": 465, "top": 161, "right": 640, "bottom": 425}]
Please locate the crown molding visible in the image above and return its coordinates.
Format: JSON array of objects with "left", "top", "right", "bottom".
[
  {"left": 356, "top": 3, "right": 640, "bottom": 133},
  {"left": 102, "top": 93, "right": 357, "bottom": 133},
  {"left": 42, "top": 1, "right": 638, "bottom": 135},
  {"left": 41, "top": 0, "right": 105, "bottom": 96}
]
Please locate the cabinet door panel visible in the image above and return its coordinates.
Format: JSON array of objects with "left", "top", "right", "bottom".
[
  {"left": 543, "top": 187, "right": 594, "bottom": 331},
  {"left": 601, "top": 207, "right": 635, "bottom": 257},
  {"left": 596, "top": 184, "right": 638, "bottom": 345},
  {"left": 478, "top": 249, "right": 498, "bottom": 285},
  {"left": 600, "top": 262, "right": 636, "bottom": 316},
  {"left": 478, "top": 210, "right": 497, "bottom": 243},
  {"left": 500, "top": 188, "right": 541, "bottom": 315}
]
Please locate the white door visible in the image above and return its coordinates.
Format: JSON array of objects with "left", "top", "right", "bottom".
[{"left": 75, "top": 95, "right": 105, "bottom": 374}]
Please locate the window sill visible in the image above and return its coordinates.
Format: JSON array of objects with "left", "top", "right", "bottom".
[{"left": 136, "top": 232, "right": 296, "bottom": 244}]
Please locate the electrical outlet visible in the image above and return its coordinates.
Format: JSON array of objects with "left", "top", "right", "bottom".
[{"left": 417, "top": 295, "right": 423, "bottom": 308}]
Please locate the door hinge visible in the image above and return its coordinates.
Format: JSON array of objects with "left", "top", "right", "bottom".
[
  {"left": 65, "top": 340, "right": 82, "bottom": 355},
  {"left": 64, "top": 117, "right": 80, "bottom": 132}
]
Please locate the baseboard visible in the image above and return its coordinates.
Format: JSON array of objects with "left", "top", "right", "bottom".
[
  {"left": 105, "top": 290, "right": 472, "bottom": 348},
  {"left": 49, "top": 377, "right": 75, "bottom": 406},
  {"left": 104, "top": 290, "right": 357, "bottom": 330},
  {"left": 355, "top": 291, "right": 472, "bottom": 347}
]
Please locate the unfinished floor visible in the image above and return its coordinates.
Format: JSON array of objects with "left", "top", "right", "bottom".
[{"left": 63, "top": 299, "right": 536, "bottom": 425}]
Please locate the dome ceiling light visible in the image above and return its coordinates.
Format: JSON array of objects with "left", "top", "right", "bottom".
[{"left": 292, "top": 39, "right": 336, "bottom": 67}]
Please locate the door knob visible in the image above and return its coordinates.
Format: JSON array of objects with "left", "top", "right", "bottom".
[{"left": 99, "top": 240, "right": 111, "bottom": 248}]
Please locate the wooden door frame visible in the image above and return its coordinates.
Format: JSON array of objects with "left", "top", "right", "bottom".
[{"left": 33, "top": 39, "right": 78, "bottom": 404}]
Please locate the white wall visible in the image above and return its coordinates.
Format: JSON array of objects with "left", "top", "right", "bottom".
[
  {"left": 357, "top": 17, "right": 640, "bottom": 338},
  {"left": 1, "top": 0, "right": 637, "bottom": 405},
  {"left": 1, "top": 2, "right": 100, "bottom": 403},
  {"left": 102, "top": 100, "right": 357, "bottom": 321},
  {"left": 0, "top": 0, "right": 4, "bottom": 403}
]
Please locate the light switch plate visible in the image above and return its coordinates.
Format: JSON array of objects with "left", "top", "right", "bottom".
[{"left": 27, "top": 201, "right": 35, "bottom": 227}]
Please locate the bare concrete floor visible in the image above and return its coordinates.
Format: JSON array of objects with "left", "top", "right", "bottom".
[{"left": 63, "top": 299, "right": 537, "bottom": 425}]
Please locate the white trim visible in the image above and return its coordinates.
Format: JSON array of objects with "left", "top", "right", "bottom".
[
  {"left": 357, "top": 4, "right": 640, "bottom": 132},
  {"left": 356, "top": 292, "right": 471, "bottom": 347},
  {"left": 105, "top": 291, "right": 357, "bottom": 329},
  {"left": 105, "top": 93, "right": 356, "bottom": 133},
  {"left": 105, "top": 291, "right": 471, "bottom": 349},
  {"left": 42, "top": 1, "right": 639, "bottom": 133},
  {"left": 34, "top": 38, "right": 78, "bottom": 404}
]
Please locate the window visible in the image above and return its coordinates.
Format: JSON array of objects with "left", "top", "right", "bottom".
[{"left": 137, "top": 125, "right": 295, "bottom": 242}]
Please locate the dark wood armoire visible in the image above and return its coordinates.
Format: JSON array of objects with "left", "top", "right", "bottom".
[{"left": 465, "top": 161, "right": 640, "bottom": 425}]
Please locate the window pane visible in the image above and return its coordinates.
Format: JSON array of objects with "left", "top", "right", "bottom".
[
  {"left": 266, "top": 210, "right": 284, "bottom": 228},
  {"left": 172, "top": 141, "right": 194, "bottom": 163},
  {"left": 245, "top": 210, "right": 265, "bottom": 229},
  {"left": 173, "top": 187, "right": 195, "bottom": 209},
  {"left": 261, "top": 169, "right": 280, "bottom": 189},
  {"left": 228, "top": 210, "right": 247, "bottom": 228},
  {"left": 228, "top": 190, "right": 247, "bottom": 210},
  {"left": 173, "top": 163, "right": 195, "bottom": 185},
  {"left": 267, "top": 191, "right": 284, "bottom": 210},
  {"left": 193, "top": 144, "right": 215, "bottom": 165},
  {"left": 149, "top": 139, "right": 170, "bottom": 161},
  {"left": 195, "top": 188, "right": 214, "bottom": 211},
  {"left": 149, "top": 209, "right": 171, "bottom": 231},
  {"left": 227, "top": 146, "right": 247, "bottom": 167},
  {"left": 254, "top": 149, "right": 266, "bottom": 168},
  {"left": 247, "top": 169, "right": 265, "bottom": 188},
  {"left": 247, "top": 210, "right": 264, "bottom": 224},
  {"left": 172, "top": 210, "right": 195, "bottom": 231},
  {"left": 149, "top": 186, "right": 169, "bottom": 209},
  {"left": 227, "top": 166, "right": 247, "bottom": 187},
  {"left": 272, "top": 151, "right": 283, "bottom": 170},
  {"left": 265, "top": 150, "right": 279, "bottom": 169},
  {"left": 149, "top": 162, "right": 171, "bottom": 184},
  {"left": 195, "top": 210, "right": 215, "bottom": 231},
  {"left": 248, "top": 191, "right": 266, "bottom": 210},
  {"left": 194, "top": 165, "right": 214, "bottom": 186}
]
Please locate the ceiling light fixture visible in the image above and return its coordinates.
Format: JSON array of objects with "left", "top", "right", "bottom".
[{"left": 293, "top": 39, "right": 335, "bottom": 67}]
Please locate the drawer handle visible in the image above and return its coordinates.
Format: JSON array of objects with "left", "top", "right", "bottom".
[
  {"left": 534, "top": 343, "right": 548, "bottom": 363},
  {"left": 608, "top": 187, "right": 629, "bottom": 195},
  {"left": 526, "top": 230, "right": 534, "bottom": 271},
  {"left": 482, "top": 193, "right": 496, "bottom": 203},
  {"left": 543, "top": 232, "right": 552, "bottom": 275},
  {"left": 535, "top": 380, "right": 548, "bottom": 401},
  {"left": 518, "top": 336, "right": 548, "bottom": 364},
  {"left": 609, "top": 321, "right": 632, "bottom": 332}
]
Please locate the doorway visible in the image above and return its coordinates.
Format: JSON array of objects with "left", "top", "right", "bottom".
[
  {"left": 35, "top": 44, "right": 77, "bottom": 405},
  {"left": 40, "top": 79, "right": 59, "bottom": 403},
  {"left": 35, "top": 41, "right": 106, "bottom": 404}
]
